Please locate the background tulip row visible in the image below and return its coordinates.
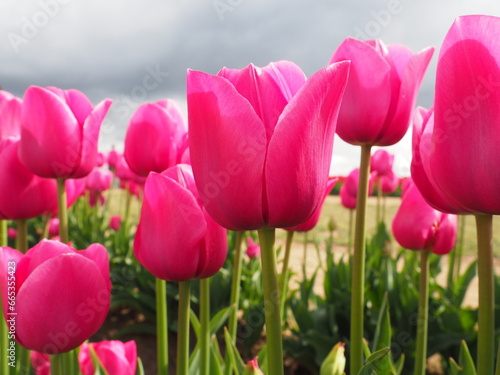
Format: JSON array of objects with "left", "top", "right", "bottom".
[{"left": 0, "top": 12, "right": 499, "bottom": 375}]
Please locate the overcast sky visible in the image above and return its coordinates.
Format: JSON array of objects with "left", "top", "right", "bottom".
[{"left": 1, "top": 0, "right": 499, "bottom": 176}]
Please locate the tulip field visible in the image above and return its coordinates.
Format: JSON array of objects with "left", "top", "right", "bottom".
[{"left": 1, "top": 12, "right": 500, "bottom": 375}]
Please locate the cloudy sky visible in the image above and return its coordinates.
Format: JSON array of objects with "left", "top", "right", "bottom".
[{"left": 1, "top": 0, "right": 499, "bottom": 176}]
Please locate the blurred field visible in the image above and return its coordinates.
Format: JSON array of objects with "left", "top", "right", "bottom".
[{"left": 107, "top": 189, "right": 500, "bottom": 257}]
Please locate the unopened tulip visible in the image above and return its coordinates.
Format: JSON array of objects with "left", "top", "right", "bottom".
[
  {"left": 116, "top": 155, "right": 146, "bottom": 185},
  {"left": 243, "top": 357, "right": 264, "bottom": 375},
  {"left": 7, "top": 227, "right": 17, "bottom": 239},
  {"left": 246, "top": 237, "right": 260, "bottom": 259},
  {"left": 392, "top": 181, "right": 457, "bottom": 255},
  {"left": 30, "top": 351, "right": 50, "bottom": 375},
  {"left": 285, "top": 178, "right": 337, "bottom": 232},
  {"left": 107, "top": 149, "right": 121, "bottom": 169},
  {"left": 79, "top": 340, "right": 137, "bottom": 375},
  {"left": 370, "top": 149, "right": 394, "bottom": 176},
  {"left": 124, "top": 99, "right": 187, "bottom": 177},
  {"left": 0, "top": 240, "right": 111, "bottom": 353},
  {"left": 329, "top": 38, "right": 433, "bottom": 146},
  {"left": 379, "top": 170, "right": 399, "bottom": 195},
  {"left": 134, "top": 165, "right": 227, "bottom": 281},
  {"left": 339, "top": 169, "right": 375, "bottom": 210},
  {"left": 18, "top": 86, "right": 112, "bottom": 179},
  {"left": 188, "top": 60, "right": 350, "bottom": 230},
  {"left": 48, "top": 218, "right": 59, "bottom": 237},
  {"left": 0, "top": 90, "right": 22, "bottom": 140},
  {"left": 109, "top": 215, "right": 121, "bottom": 231},
  {"left": 0, "top": 139, "right": 58, "bottom": 219}
]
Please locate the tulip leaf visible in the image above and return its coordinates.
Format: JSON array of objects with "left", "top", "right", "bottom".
[
  {"left": 210, "top": 336, "right": 224, "bottom": 375},
  {"left": 357, "top": 347, "right": 391, "bottom": 375},
  {"left": 190, "top": 309, "right": 201, "bottom": 339},
  {"left": 210, "top": 305, "right": 235, "bottom": 334},
  {"left": 362, "top": 339, "right": 372, "bottom": 359},
  {"left": 256, "top": 344, "right": 268, "bottom": 374},
  {"left": 451, "top": 260, "right": 477, "bottom": 307},
  {"left": 449, "top": 357, "right": 462, "bottom": 375},
  {"left": 370, "top": 293, "right": 395, "bottom": 373},
  {"left": 223, "top": 327, "right": 245, "bottom": 374},
  {"left": 393, "top": 353, "right": 405, "bottom": 375},
  {"left": 458, "top": 340, "right": 477, "bottom": 375}
]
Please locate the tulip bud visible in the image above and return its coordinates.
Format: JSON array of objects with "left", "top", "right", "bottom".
[
  {"left": 243, "top": 357, "right": 264, "bottom": 375},
  {"left": 320, "top": 342, "right": 346, "bottom": 375},
  {"left": 246, "top": 237, "right": 260, "bottom": 259}
]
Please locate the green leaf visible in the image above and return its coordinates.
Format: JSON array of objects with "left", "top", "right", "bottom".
[
  {"left": 393, "top": 353, "right": 405, "bottom": 375},
  {"left": 137, "top": 358, "right": 145, "bottom": 375},
  {"left": 449, "top": 357, "right": 462, "bottom": 375},
  {"left": 223, "top": 327, "right": 245, "bottom": 374},
  {"left": 451, "top": 261, "right": 477, "bottom": 307},
  {"left": 190, "top": 309, "right": 201, "bottom": 339},
  {"left": 210, "top": 305, "right": 235, "bottom": 334},
  {"left": 357, "top": 347, "right": 391, "bottom": 375},
  {"left": 458, "top": 340, "right": 477, "bottom": 375},
  {"left": 370, "top": 293, "right": 394, "bottom": 373}
]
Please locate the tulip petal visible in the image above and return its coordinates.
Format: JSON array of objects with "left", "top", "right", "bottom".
[
  {"left": 329, "top": 38, "right": 392, "bottom": 145},
  {"left": 432, "top": 15, "right": 500, "bottom": 213},
  {"left": 0, "top": 91, "right": 22, "bottom": 140},
  {"left": 432, "top": 214, "right": 457, "bottom": 255},
  {"left": 188, "top": 70, "right": 266, "bottom": 230},
  {"left": 74, "top": 99, "right": 112, "bottom": 178},
  {"left": 377, "top": 46, "right": 434, "bottom": 145},
  {"left": 266, "top": 61, "right": 349, "bottom": 228},
  {"left": 134, "top": 173, "right": 206, "bottom": 281},
  {"left": 16, "top": 253, "right": 110, "bottom": 353},
  {"left": 262, "top": 60, "right": 307, "bottom": 101},
  {"left": 79, "top": 243, "right": 111, "bottom": 291},
  {"left": 19, "top": 86, "right": 82, "bottom": 178}
]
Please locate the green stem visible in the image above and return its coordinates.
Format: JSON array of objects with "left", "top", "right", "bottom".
[
  {"left": 303, "top": 231, "right": 308, "bottom": 279},
  {"left": 200, "top": 277, "right": 211, "bottom": 375},
  {"left": 156, "top": 278, "right": 168, "bottom": 375},
  {"left": 280, "top": 231, "right": 295, "bottom": 324},
  {"left": 56, "top": 178, "right": 69, "bottom": 244},
  {"left": 348, "top": 209, "right": 354, "bottom": 257},
  {"left": 350, "top": 144, "right": 371, "bottom": 374},
  {"left": 16, "top": 220, "right": 28, "bottom": 253},
  {"left": 376, "top": 179, "right": 381, "bottom": 224},
  {"left": 258, "top": 228, "right": 283, "bottom": 375},
  {"left": 51, "top": 353, "right": 64, "bottom": 375},
  {"left": 414, "top": 250, "right": 430, "bottom": 375},
  {"left": 0, "top": 220, "right": 6, "bottom": 247},
  {"left": 41, "top": 212, "right": 52, "bottom": 239},
  {"left": 455, "top": 215, "right": 466, "bottom": 280},
  {"left": 447, "top": 243, "right": 456, "bottom": 290},
  {"left": 495, "top": 341, "right": 500, "bottom": 375},
  {"left": 476, "top": 214, "right": 494, "bottom": 375},
  {"left": 224, "top": 231, "right": 244, "bottom": 375},
  {"left": 124, "top": 185, "right": 133, "bottom": 228},
  {"left": 382, "top": 195, "right": 386, "bottom": 223},
  {"left": 177, "top": 281, "right": 191, "bottom": 375}
]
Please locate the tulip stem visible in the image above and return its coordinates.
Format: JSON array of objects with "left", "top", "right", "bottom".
[
  {"left": 303, "top": 231, "right": 308, "bottom": 279},
  {"left": 350, "top": 144, "right": 371, "bottom": 374},
  {"left": 376, "top": 179, "right": 382, "bottom": 224},
  {"left": 495, "top": 342, "right": 500, "bottom": 375},
  {"left": 200, "top": 277, "right": 210, "bottom": 375},
  {"left": 177, "top": 280, "right": 191, "bottom": 375},
  {"left": 156, "top": 278, "right": 168, "bottom": 375},
  {"left": 0, "top": 220, "right": 6, "bottom": 246},
  {"left": 279, "top": 230, "right": 294, "bottom": 324},
  {"left": 16, "top": 220, "right": 28, "bottom": 253},
  {"left": 475, "top": 214, "right": 495, "bottom": 375},
  {"left": 56, "top": 178, "right": 69, "bottom": 244},
  {"left": 455, "top": 215, "right": 466, "bottom": 280},
  {"left": 414, "top": 250, "right": 430, "bottom": 375},
  {"left": 51, "top": 353, "right": 64, "bottom": 375},
  {"left": 348, "top": 209, "right": 354, "bottom": 257},
  {"left": 0, "top": 287, "right": 8, "bottom": 375},
  {"left": 258, "top": 228, "right": 283, "bottom": 375},
  {"left": 41, "top": 212, "right": 52, "bottom": 239}
]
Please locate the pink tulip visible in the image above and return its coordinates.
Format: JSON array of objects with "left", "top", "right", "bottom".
[
  {"left": 392, "top": 180, "right": 457, "bottom": 255},
  {"left": 411, "top": 107, "right": 466, "bottom": 214},
  {"left": 339, "top": 169, "right": 375, "bottom": 210},
  {"left": 329, "top": 38, "right": 434, "bottom": 146},
  {"left": 419, "top": 15, "right": 500, "bottom": 214},
  {"left": 30, "top": 351, "right": 50, "bottom": 375},
  {"left": 285, "top": 178, "right": 337, "bottom": 232},
  {"left": 64, "top": 178, "right": 88, "bottom": 208},
  {"left": 48, "top": 218, "right": 59, "bottom": 237},
  {"left": 107, "top": 149, "right": 121, "bottom": 169},
  {"left": 0, "top": 240, "right": 111, "bottom": 353},
  {"left": 116, "top": 155, "right": 146, "bottom": 185},
  {"left": 124, "top": 99, "right": 187, "bottom": 177},
  {"left": 246, "top": 237, "right": 261, "bottom": 259},
  {"left": 109, "top": 215, "right": 121, "bottom": 231},
  {"left": 85, "top": 167, "right": 113, "bottom": 192},
  {"left": 187, "top": 60, "right": 350, "bottom": 230},
  {"left": 18, "top": 86, "right": 112, "bottom": 179},
  {"left": 7, "top": 227, "right": 17, "bottom": 239},
  {"left": 379, "top": 170, "right": 399, "bottom": 195},
  {"left": 0, "top": 139, "right": 58, "bottom": 219},
  {"left": 134, "top": 165, "right": 227, "bottom": 281},
  {"left": 244, "top": 357, "right": 264, "bottom": 375},
  {"left": 0, "top": 90, "right": 22, "bottom": 140},
  {"left": 97, "top": 152, "right": 106, "bottom": 167},
  {"left": 78, "top": 340, "right": 137, "bottom": 375},
  {"left": 370, "top": 149, "right": 394, "bottom": 176}
]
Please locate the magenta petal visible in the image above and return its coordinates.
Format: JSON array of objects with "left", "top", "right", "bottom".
[
  {"left": 134, "top": 173, "right": 206, "bottom": 281},
  {"left": 329, "top": 38, "right": 392, "bottom": 145},
  {"left": 432, "top": 15, "right": 500, "bottom": 213},
  {"left": 60, "top": 88, "right": 94, "bottom": 126},
  {"left": 0, "top": 91, "right": 22, "bottom": 140},
  {"left": 432, "top": 214, "right": 457, "bottom": 255},
  {"left": 266, "top": 61, "right": 349, "bottom": 228},
  {"left": 187, "top": 70, "right": 266, "bottom": 230},
  {"left": 16, "top": 254, "right": 110, "bottom": 353},
  {"left": 377, "top": 46, "right": 434, "bottom": 146},
  {"left": 262, "top": 60, "right": 307, "bottom": 101},
  {"left": 79, "top": 243, "right": 111, "bottom": 292},
  {"left": 196, "top": 209, "right": 228, "bottom": 279},
  {"left": 74, "top": 99, "right": 112, "bottom": 178},
  {"left": 19, "top": 86, "right": 82, "bottom": 178}
]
